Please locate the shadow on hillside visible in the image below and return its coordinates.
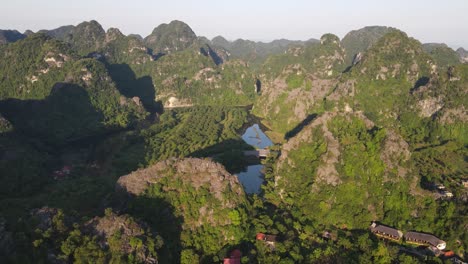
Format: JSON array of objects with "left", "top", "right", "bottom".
[
  {"left": 410, "top": 76, "right": 430, "bottom": 93},
  {"left": 147, "top": 48, "right": 166, "bottom": 61},
  {"left": 107, "top": 63, "right": 162, "bottom": 113},
  {"left": 118, "top": 193, "right": 183, "bottom": 263},
  {"left": 0, "top": 83, "right": 116, "bottom": 200},
  {"left": 284, "top": 113, "right": 318, "bottom": 140},
  {"left": 0, "top": 129, "right": 53, "bottom": 200},
  {"left": 199, "top": 45, "right": 224, "bottom": 65},
  {"left": 0, "top": 82, "right": 107, "bottom": 147},
  {"left": 189, "top": 138, "right": 255, "bottom": 173}
]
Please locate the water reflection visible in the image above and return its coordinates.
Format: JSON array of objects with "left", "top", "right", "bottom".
[
  {"left": 236, "top": 124, "right": 273, "bottom": 194},
  {"left": 236, "top": 165, "right": 264, "bottom": 194},
  {"left": 241, "top": 124, "right": 273, "bottom": 149}
]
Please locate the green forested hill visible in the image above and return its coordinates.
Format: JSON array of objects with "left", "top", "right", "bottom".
[
  {"left": 252, "top": 33, "right": 346, "bottom": 135},
  {"left": 0, "top": 29, "right": 26, "bottom": 45},
  {"left": 422, "top": 43, "right": 461, "bottom": 68},
  {"left": 0, "top": 21, "right": 467, "bottom": 264},
  {"left": 117, "top": 158, "right": 250, "bottom": 263},
  {"left": 341, "top": 26, "right": 396, "bottom": 65},
  {"left": 209, "top": 36, "right": 319, "bottom": 64},
  {"left": 0, "top": 33, "right": 78, "bottom": 99},
  {"left": 255, "top": 29, "right": 467, "bottom": 262},
  {"left": 144, "top": 20, "right": 198, "bottom": 55}
]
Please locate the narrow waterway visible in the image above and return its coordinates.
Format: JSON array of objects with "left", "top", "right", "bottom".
[{"left": 236, "top": 124, "right": 273, "bottom": 194}]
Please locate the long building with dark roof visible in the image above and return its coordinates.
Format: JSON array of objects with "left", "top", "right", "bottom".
[
  {"left": 404, "top": 231, "right": 446, "bottom": 250},
  {"left": 370, "top": 222, "right": 403, "bottom": 241}
]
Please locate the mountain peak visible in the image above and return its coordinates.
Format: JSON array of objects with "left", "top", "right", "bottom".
[
  {"left": 105, "top": 27, "right": 124, "bottom": 42},
  {"left": 75, "top": 20, "right": 105, "bottom": 34},
  {"left": 320, "top": 33, "right": 340, "bottom": 45},
  {"left": 341, "top": 26, "right": 398, "bottom": 65},
  {"left": 149, "top": 20, "right": 194, "bottom": 35},
  {"left": 144, "top": 20, "right": 197, "bottom": 54}
]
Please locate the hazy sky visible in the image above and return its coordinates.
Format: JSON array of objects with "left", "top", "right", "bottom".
[{"left": 2, "top": 0, "right": 467, "bottom": 48}]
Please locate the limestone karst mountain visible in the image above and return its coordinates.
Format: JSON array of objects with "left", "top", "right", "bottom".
[
  {"left": 144, "top": 20, "right": 197, "bottom": 55},
  {"left": 0, "top": 20, "right": 466, "bottom": 264},
  {"left": 341, "top": 26, "right": 397, "bottom": 65}
]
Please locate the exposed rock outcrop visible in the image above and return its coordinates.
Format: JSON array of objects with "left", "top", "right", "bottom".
[
  {"left": 85, "top": 212, "right": 160, "bottom": 264},
  {"left": 117, "top": 158, "right": 244, "bottom": 200}
]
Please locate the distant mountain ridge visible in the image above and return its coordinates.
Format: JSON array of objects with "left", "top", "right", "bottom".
[
  {"left": 0, "top": 19, "right": 467, "bottom": 264},
  {"left": 0, "top": 29, "right": 26, "bottom": 44},
  {"left": 209, "top": 35, "right": 319, "bottom": 63}
]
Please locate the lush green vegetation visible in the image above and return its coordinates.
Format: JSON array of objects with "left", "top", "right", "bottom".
[
  {"left": 128, "top": 164, "right": 250, "bottom": 262},
  {"left": 423, "top": 43, "right": 461, "bottom": 68},
  {"left": 2, "top": 208, "right": 163, "bottom": 263},
  {"left": 110, "top": 106, "right": 252, "bottom": 175},
  {"left": 0, "top": 34, "right": 77, "bottom": 100},
  {"left": 260, "top": 115, "right": 466, "bottom": 262},
  {"left": 0, "top": 22, "right": 467, "bottom": 264},
  {"left": 341, "top": 26, "right": 396, "bottom": 65},
  {"left": 143, "top": 20, "right": 197, "bottom": 54}
]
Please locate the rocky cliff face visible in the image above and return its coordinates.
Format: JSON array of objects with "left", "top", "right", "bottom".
[
  {"left": 0, "top": 33, "right": 78, "bottom": 100},
  {"left": 117, "top": 158, "right": 250, "bottom": 255},
  {"left": 457, "top": 47, "right": 468, "bottom": 63},
  {"left": 117, "top": 158, "right": 245, "bottom": 198},
  {"left": 85, "top": 212, "right": 162, "bottom": 263},
  {"left": 268, "top": 110, "right": 422, "bottom": 228},
  {"left": 332, "top": 30, "right": 440, "bottom": 125},
  {"left": 253, "top": 34, "right": 345, "bottom": 134}
]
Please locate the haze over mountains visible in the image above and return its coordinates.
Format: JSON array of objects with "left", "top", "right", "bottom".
[
  {"left": 2, "top": 20, "right": 467, "bottom": 63},
  {"left": 0, "top": 19, "right": 467, "bottom": 263}
]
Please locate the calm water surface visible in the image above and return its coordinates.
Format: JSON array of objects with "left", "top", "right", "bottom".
[{"left": 236, "top": 124, "right": 273, "bottom": 194}]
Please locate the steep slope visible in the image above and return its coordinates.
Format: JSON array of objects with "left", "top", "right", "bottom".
[
  {"left": 341, "top": 26, "right": 396, "bottom": 65},
  {"left": 252, "top": 34, "right": 346, "bottom": 135},
  {"left": 122, "top": 43, "right": 257, "bottom": 107},
  {"left": 102, "top": 27, "right": 152, "bottom": 64},
  {"left": 39, "top": 25, "right": 75, "bottom": 41},
  {"left": 267, "top": 111, "right": 417, "bottom": 227},
  {"left": 0, "top": 58, "right": 147, "bottom": 145},
  {"left": 90, "top": 21, "right": 255, "bottom": 108},
  {"left": 423, "top": 43, "right": 460, "bottom": 67},
  {"left": 332, "top": 30, "right": 436, "bottom": 125},
  {"left": 261, "top": 30, "right": 468, "bottom": 252},
  {"left": 39, "top": 21, "right": 105, "bottom": 56},
  {"left": 0, "top": 33, "right": 78, "bottom": 100},
  {"left": 330, "top": 30, "right": 468, "bottom": 142},
  {"left": 65, "top": 20, "right": 106, "bottom": 55},
  {"left": 264, "top": 106, "right": 466, "bottom": 253},
  {"left": 117, "top": 158, "right": 250, "bottom": 261},
  {"left": 457, "top": 47, "right": 468, "bottom": 63},
  {"left": 144, "top": 20, "right": 197, "bottom": 55},
  {"left": 0, "top": 29, "right": 26, "bottom": 44}
]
